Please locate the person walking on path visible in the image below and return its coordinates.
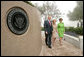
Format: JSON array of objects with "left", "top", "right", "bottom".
[
  {"left": 57, "top": 18, "right": 65, "bottom": 46},
  {"left": 52, "top": 18, "right": 58, "bottom": 48},
  {"left": 44, "top": 16, "right": 53, "bottom": 48}
]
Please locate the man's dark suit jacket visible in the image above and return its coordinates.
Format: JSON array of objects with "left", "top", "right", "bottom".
[{"left": 44, "top": 20, "right": 53, "bottom": 34}]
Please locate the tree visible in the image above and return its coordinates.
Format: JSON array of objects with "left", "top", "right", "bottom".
[
  {"left": 23, "top": 1, "right": 35, "bottom": 7},
  {"left": 34, "top": 1, "right": 61, "bottom": 20},
  {"left": 67, "top": 1, "right": 83, "bottom": 27}
]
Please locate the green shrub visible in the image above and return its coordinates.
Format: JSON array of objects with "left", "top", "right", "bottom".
[
  {"left": 65, "top": 27, "right": 68, "bottom": 32},
  {"left": 65, "top": 27, "right": 83, "bottom": 35},
  {"left": 41, "top": 27, "right": 44, "bottom": 31},
  {"left": 74, "top": 27, "right": 83, "bottom": 35},
  {"left": 68, "top": 27, "right": 75, "bottom": 32},
  {"left": 65, "top": 27, "right": 75, "bottom": 32},
  {"left": 41, "top": 26, "right": 83, "bottom": 35}
]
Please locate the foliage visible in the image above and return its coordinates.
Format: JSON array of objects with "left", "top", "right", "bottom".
[
  {"left": 34, "top": 1, "right": 61, "bottom": 20},
  {"left": 23, "top": 1, "right": 35, "bottom": 7},
  {"left": 42, "top": 26, "right": 83, "bottom": 35},
  {"left": 41, "top": 27, "right": 44, "bottom": 31},
  {"left": 65, "top": 27, "right": 83, "bottom": 35},
  {"left": 67, "top": 1, "right": 83, "bottom": 21},
  {"left": 74, "top": 27, "right": 83, "bottom": 35}
]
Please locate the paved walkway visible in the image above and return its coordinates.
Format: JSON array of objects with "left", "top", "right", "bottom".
[{"left": 40, "top": 31, "right": 83, "bottom": 56}]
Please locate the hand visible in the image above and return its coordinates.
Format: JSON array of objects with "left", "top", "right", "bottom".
[
  {"left": 46, "top": 32, "right": 48, "bottom": 34},
  {"left": 56, "top": 31, "right": 58, "bottom": 33},
  {"left": 56, "top": 30, "right": 58, "bottom": 33}
]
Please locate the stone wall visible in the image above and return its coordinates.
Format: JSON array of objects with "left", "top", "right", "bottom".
[
  {"left": 64, "top": 34, "right": 83, "bottom": 51},
  {"left": 1, "top": 1, "right": 42, "bottom": 56}
]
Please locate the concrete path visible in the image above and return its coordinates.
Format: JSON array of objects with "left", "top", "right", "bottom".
[{"left": 40, "top": 31, "right": 83, "bottom": 56}]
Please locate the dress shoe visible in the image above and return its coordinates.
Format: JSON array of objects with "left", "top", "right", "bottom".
[
  {"left": 48, "top": 45, "right": 52, "bottom": 48},
  {"left": 45, "top": 43, "right": 48, "bottom": 46}
]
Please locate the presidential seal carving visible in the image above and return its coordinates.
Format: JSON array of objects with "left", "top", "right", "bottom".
[{"left": 7, "top": 8, "right": 29, "bottom": 35}]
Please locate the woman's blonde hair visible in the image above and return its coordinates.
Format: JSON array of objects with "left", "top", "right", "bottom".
[{"left": 52, "top": 19, "right": 56, "bottom": 25}]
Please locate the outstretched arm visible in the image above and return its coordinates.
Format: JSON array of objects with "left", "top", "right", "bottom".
[{"left": 55, "top": 24, "right": 58, "bottom": 33}]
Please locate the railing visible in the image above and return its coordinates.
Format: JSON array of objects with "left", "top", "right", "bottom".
[
  {"left": 64, "top": 34, "right": 83, "bottom": 51},
  {"left": 41, "top": 31, "right": 83, "bottom": 51}
]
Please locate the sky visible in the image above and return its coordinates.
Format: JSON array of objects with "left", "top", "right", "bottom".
[{"left": 31, "top": 1, "right": 78, "bottom": 27}]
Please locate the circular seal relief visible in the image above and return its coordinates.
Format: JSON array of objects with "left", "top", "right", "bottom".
[{"left": 7, "top": 8, "right": 29, "bottom": 35}]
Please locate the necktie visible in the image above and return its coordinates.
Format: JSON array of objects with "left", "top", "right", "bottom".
[{"left": 49, "top": 21, "right": 51, "bottom": 26}]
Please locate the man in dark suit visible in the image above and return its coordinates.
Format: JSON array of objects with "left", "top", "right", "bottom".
[{"left": 44, "top": 16, "right": 53, "bottom": 48}]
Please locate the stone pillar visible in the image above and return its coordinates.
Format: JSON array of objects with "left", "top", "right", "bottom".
[
  {"left": 1, "top": 1, "right": 42, "bottom": 56},
  {"left": 79, "top": 36, "right": 83, "bottom": 51}
]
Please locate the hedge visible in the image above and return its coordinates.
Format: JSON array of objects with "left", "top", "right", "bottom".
[{"left": 65, "top": 27, "right": 83, "bottom": 35}]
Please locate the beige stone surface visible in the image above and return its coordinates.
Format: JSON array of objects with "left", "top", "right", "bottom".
[
  {"left": 40, "top": 31, "right": 83, "bottom": 56},
  {"left": 1, "top": 1, "right": 42, "bottom": 56}
]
